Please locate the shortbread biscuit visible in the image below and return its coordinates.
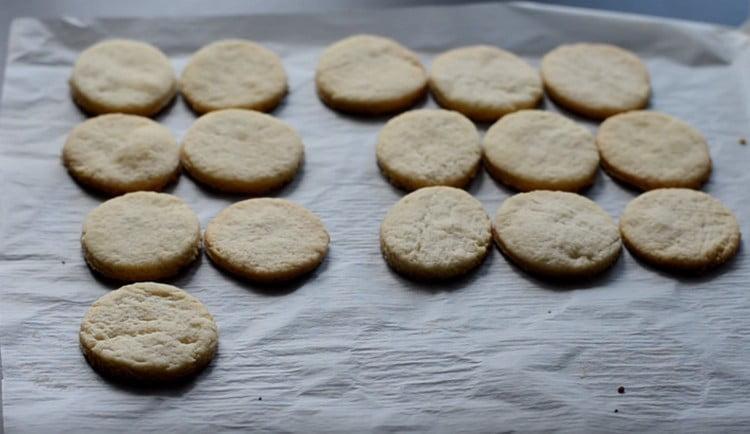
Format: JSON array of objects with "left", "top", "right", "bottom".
[
  {"left": 82, "top": 192, "right": 201, "bottom": 281},
  {"left": 597, "top": 111, "right": 711, "bottom": 190},
  {"left": 620, "top": 189, "right": 740, "bottom": 271},
  {"left": 429, "top": 45, "right": 543, "bottom": 121},
  {"left": 541, "top": 43, "right": 650, "bottom": 119},
  {"left": 62, "top": 114, "right": 180, "bottom": 194},
  {"left": 180, "top": 39, "right": 287, "bottom": 114},
  {"left": 204, "top": 199, "right": 329, "bottom": 282},
  {"left": 483, "top": 110, "right": 599, "bottom": 191},
  {"left": 380, "top": 186, "right": 491, "bottom": 280},
  {"left": 376, "top": 109, "right": 481, "bottom": 190},
  {"left": 80, "top": 282, "right": 218, "bottom": 382},
  {"left": 492, "top": 191, "right": 621, "bottom": 277},
  {"left": 315, "top": 34, "right": 428, "bottom": 114},
  {"left": 181, "top": 109, "right": 304, "bottom": 194},
  {"left": 70, "top": 39, "right": 177, "bottom": 116}
]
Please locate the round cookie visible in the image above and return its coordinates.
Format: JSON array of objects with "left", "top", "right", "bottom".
[
  {"left": 380, "top": 186, "right": 491, "bottom": 280},
  {"left": 429, "top": 45, "right": 543, "bottom": 122},
  {"left": 597, "top": 111, "right": 711, "bottom": 190},
  {"left": 492, "top": 191, "right": 621, "bottom": 278},
  {"left": 541, "top": 43, "right": 650, "bottom": 119},
  {"left": 180, "top": 39, "right": 287, "bottom": 114},
  {"left": 181, "top": 109, "right": 304, "bottom": 194},
  {"left": 82, "top": 192, "right": 201, "bottom": 281},
  {"left": 80, "top": 282, "right": 218, "bottom": 382},
  {"left": 620, "top": 189, "right": 740, "bottom": 271},
  {"left": 315, "top": 34, "right": 428, "bottom": 115},
  {"left": 62, "top": 114, "right": 180, "bottom": 194},
  {"left": 376, "top": 109, "right": 481, "bottom": 191},
  {"left": 204, "top": 198, "right": 329, "bottom": 282},
  {"left": 70, "top": 39, "right": 177, "bottom": 116},
  {"left": 483, "top": 110, "right": 599, "bottom": 192}
]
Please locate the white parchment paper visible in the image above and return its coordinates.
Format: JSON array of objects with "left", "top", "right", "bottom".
[{"left": 1, "top": 3, "right": 750, "bottom": 432}]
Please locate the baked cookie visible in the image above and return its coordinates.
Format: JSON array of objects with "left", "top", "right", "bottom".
[
  {"left": 492, "top": 191, "right": 621, "bottom": 278},
  {"left": 80, "top": 282, "right": 218, "bottom": 382},
  {"left": 597, "top": 111, "right": 711, "bottom": 190},
  {"left": 62, "top": 114, "right": 180, "bottom": 195},
  {"left": 376, "top": 109, "right": 481, "bottom": 190},
  {"left": 315, "top": 34, "right": 428, "bottom": 114},
  {"left": 70, "top": 39, "right": 177, "bottom": 116},
  {"left": 82, "top": 192, "right": 201, "bottom": 281},
  {"left": 380, "top": 186, "right": 491, "bottom": 280},
  {"left": 620, "top": 189, "right": 740, "bottom": 271},
  {"left": 181, "top": 109, "right": 303, "bottom": 194},
  {"left": 483, "top": 110, "right": 598, "bottom": 191},
  {"left": 180, "top": 39, "right": 287, "bottom": 114},
  {"left": 429, "top": 45, "right": 542, "bottom": 121},
  {"left": 204, "top": 198, "right": 329, "bottom": 282},
  {"left": 541, "top": 43, "right": 650, "bottom": 119}
]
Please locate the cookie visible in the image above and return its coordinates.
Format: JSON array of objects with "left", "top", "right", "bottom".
[
  {"left": 597, "top": 111, "right": 711, "bottom": 190},
  {"left": 483, "top": 110, "right": 599, "bottom": 192},
  {"left": 80, "top": 282, "right": 218, "bottom": 382},
  {"left": 315, "top": 34, "right": 428, "bottom": 115},
  {"left": 70, "top": 39, "right": 177, "bottom": 116},
  {"left": 181, "top": 109, "right": 304, "bottom": 194},
  {"left": 204, "top": 198, "right": 329, "bottom": 282},
  {"left": 541, "top": 43, "right": 650, "bottom": 119},
  {"left": 428, "top": 45, "right": 543, "bottom": 122},
  {"left": 62, "top": 114, "right": 180, "bottom": 195},
  {"left": 82, "top": 192, "right": 201, "bottom": 281},
  {"left": 620, "top": 189, "right": 740, "bottom": 271},
  {"left": 376, "top": 109, "right": 481, "bottom": 191},
  {"left": 180, "top": 39, "right": 287, "bottom": 114},
  {"left": 492, "top": 191, "right": 621, "bottom": 278},
  {"left": 380, "top": 186, "right": 491, "bottom": 280}
]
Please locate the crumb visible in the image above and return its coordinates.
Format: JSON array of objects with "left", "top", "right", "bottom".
[
  {"left": 258, "top": 397, "right": 262, "bottom": 401},
  {"left": 618, "top": 386, "right": 625, "bottom": 394},
  {"left": 740, "top": 137, "right": 746, "bottom": 145},
  {"left": 61, "top": 260, "right": 66, "bottom": 265},
  {"left": 614, "top": 409, "right": 619, "bottom": 413},
  {"left": 547, "top": 310, "right": 551, "bottom": 314}
]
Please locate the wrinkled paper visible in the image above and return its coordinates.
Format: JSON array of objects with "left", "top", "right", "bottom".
[{"left": 1, "top": 3, "right": 750, "bottom": 432}]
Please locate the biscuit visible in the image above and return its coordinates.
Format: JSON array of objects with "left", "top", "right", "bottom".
[
  {"left": 180, "top": 39, "right": 287, "bottom": 114},
  {"left": 180, "top": 109, "right": 304, "bottom": 194},
  {"left": 204, "top": 198, "right": 329, "bottom": 282},
  {"left": 380, "top": 186, "right": 491, "bottom": 280},
  {"left": 492, "top": 191, "right": 621, "bottom": 278},
  {"left": 80, "top": 282, "right": 218, "bottom": 382},
  {"left": 429, "top": 45, "right": 542, "bottom": 122},
  {"left": 541, "top": 43, "right": 650, "bottom": 119},
  {"left": 62, "top": 114, "right": 180, "bottom": 195},
  {"left": 620, "top": 189, "right": 740, "bottom": 271},
  {"left": 315, "top": 34, "right": 428, "bottom": 114},
  {"left": 70, "top": 39, "right": 177, "bottom": 116},
  {"left": 82, "top": 192, "right": 201, "bottom": 281},
  {"left": 376, "top": 109, "right": 481, "bottom": 191},
  {"left": 483, "top": 110, "right": 598, "bottom": 191},
  {"left": 597, "top": 111, "right": 711, "bottom": 190}
]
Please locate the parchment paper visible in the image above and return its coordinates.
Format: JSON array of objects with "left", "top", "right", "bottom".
[{"left": 2, "top": 2, "right": 750, "bottom": 432}]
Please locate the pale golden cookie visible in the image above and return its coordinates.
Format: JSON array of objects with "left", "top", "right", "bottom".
[
  {"left": 204, "top": 199, "right": 329, "bottom": 282},
  {"left": 315, "top": 34, "right": 428, "bottom": 114},
  {"left": 541, "top": 43, "right": 650, "bottom": 119},
  {"left": 620, "top": 189, "right": 740, "bottom": 271},
  {"left": 62, "top": 114, "right": 180, "bottom": 195},
  {"left": 483, "top": 110, "right": 599, "bottom": 191},
  {"left": 597, "top": 111, "right": 711, "bottom": 190},
  {"left": 82, "top": 192, "right": 201, "bottom": 281},
  {"left": 380, "top": 186, "right": 491, "bottom": 280},
  {"left": 429, "top": 45, "right": 543, "bottom": 121},
  {"left": 180, "top": 39, "right": 287, "bottom": 114},
  {"left": 80, "top": 282, "right": 218, "bottom": 382},
  {"left": 70, "top": 39, "right": 177, "bottom": 116},
  {"left": 181, "top": 109, "right": 304, "bottom": 194},
  {"left": 492, "top": 191, "right": 621, "bottom": 277},
  {"left": 376, "top": 109, "right": 481, "bottom": 191}
]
